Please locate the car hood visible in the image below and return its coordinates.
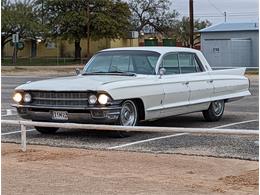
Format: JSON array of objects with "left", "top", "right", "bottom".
[{"left": 15, "top": 75, "right": 144, "bottom": 91}]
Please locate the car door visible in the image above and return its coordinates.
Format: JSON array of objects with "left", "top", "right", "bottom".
[
  {"left": 159, "top": 53, "right": 190, "bottom": 117},
  {"left": 178, "top": 52, "right": 214, "bottom": 112}
]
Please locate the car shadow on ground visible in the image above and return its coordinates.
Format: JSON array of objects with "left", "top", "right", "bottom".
[{"left": 28, "top": 113, "right": 240, "bottom": 139}]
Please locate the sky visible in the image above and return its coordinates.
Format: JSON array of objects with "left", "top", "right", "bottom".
[
  {"left": 9, "top": 0, "right": 259, "bottom": 25},
  {"left": 172, "top": 0, "right": 259, "bottom": 24}
]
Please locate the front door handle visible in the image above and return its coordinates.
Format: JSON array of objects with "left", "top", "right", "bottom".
[
  {"left": 184, "top": 81, "right": 189, "bottom": 85},
  {"left": 209, "top": 80, "right": 213, "bottom": 83}
]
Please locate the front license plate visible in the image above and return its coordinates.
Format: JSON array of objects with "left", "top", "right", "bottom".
[{"left": 51, "top": 111, "right": 68, "bottom": 120}]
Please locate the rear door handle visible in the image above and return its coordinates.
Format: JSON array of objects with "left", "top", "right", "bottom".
[
  {"left": 184, "top": 81, "right": 189, "bottom": 85},
  {"left": 209, "top": 80, "right": 213, "bottom": 83}
]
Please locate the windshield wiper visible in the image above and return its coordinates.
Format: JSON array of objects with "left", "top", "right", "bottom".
[
  {"left": 82, "top": 71, "right": 106, "bottom": 75},
  {"left": 108, "top": 71, "right": 136, "bottom": 76},
  {"left": 82, "top": 71, "right": 136, "bottom": 76}
]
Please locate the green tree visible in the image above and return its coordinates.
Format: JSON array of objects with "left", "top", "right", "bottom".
[
  {"left": 128, "top": 0, "right": 179, "bottom": 36},
  {"left": 43, "top": 0, "right": 131, "bottom": 59},
  {"left": 1, "top": 0, "right": 44, "bottom": 61},
  {"left": 174, "top": 17, "right": 211, "bottom": 47}
]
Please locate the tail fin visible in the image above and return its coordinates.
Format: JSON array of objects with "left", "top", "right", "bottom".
[{"left": 210, "top": 68, "right": 246, "bottom": 76}]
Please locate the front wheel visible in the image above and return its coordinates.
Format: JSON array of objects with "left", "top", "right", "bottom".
[
  {"left": 203, "top": 100, "right": 225, "bottom": 122},
  {"left": 35, "top": 126, "right": 59, "bottom": 134},
  {"left": 114, "top": 100, "right": 139, "bottom": 138}
]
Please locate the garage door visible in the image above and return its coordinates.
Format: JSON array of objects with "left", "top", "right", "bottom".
[
  {"left": 230, "top": 38, "right": 251, "bottom": 67},
  {"left": 203, "top": 38, "right": 251, "bottom": 68}
]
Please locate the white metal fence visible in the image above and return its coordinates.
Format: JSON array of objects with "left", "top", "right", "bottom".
[
  {"left": 2, "top": 120, "right": 258, "bottom": 152},
  {"left": 2, "top": 57, "right": 90, "bottom": 66}
]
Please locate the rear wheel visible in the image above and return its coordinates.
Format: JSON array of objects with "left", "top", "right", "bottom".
[
  {"left": 114, "top": 100, "right": 139, "bottom": 138},
  {"left": 203, "top": 100, "right": 225, "bottom": 122},
  {"left": 35, "top": 126, "right": 59, "bottom": 134}
]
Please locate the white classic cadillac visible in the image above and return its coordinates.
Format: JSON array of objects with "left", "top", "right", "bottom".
[{"left": 13, "top": 47, "right": 250, "bottom": 136}]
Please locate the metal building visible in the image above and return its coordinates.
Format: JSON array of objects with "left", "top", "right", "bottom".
[{"left": 199, "top": 23, "right": 259, "bottom": 68}]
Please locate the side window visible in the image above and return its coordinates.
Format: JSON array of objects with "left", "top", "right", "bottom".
[
  {"left": 193, "top": 56, "right": 203, "bottom": 72},
  {"left": 162, "top": 53, "right": 180, "bottom": 74},
  {"left": 147, "top": 56, "right": 158, "bottom": 69},
  {"left": 179, "top": 53, "right": 202, "bottom": 74}
]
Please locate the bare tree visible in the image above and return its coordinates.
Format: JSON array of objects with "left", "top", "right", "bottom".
[
  {"left": 129, "top": 0, "right": 179, "bottom": 37},
  {"left": 173, "top": 17, "right": 211, "bottom": 47}
]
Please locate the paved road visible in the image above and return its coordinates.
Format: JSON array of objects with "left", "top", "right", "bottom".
[{"left": 1, "top": 75, "right": 259, "bottom": 160}]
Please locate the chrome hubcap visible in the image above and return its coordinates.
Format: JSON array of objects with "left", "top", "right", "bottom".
[
  {"left": 120, "top": 101, "right": 137, "bottom": 126},
  {"left": 212, "top": 101, "right": 224, "bottom": 116}
]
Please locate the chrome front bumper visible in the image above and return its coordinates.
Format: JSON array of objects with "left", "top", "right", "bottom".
[{"left": 13, "top": 104, "right": 121, "bottom": 124}]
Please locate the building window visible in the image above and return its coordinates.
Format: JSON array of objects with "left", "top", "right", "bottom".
[{"left": 46, "top": 42, "right": 56, "bottom": 49}]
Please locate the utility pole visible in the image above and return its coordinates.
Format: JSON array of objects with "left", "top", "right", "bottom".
[
  {"left": 224, "top": 11, "right": 227, "bottom": 22},
  {"left": 86, "top": 0, "right": 90, "bottom": 58},
  {"left": 189, "top": 0, "right": 194, "bottom": 48},
  {"left": 41, "top": 0, "right": 44, "bottom": 25}
]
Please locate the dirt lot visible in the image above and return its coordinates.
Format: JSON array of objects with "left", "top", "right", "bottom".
[{"left": 2, "top": 143, "right": 258, "bottom": 195}]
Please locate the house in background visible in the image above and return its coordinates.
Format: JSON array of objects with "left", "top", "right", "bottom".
[
  {"left": 199, "top": 22, "right": 259, "bottom": 68},
  {"left": 138, "top": 25, "right": 180, "bottom": 47},
  {"left": 2, "top": 38, "right": 139, "bottom": 58}
]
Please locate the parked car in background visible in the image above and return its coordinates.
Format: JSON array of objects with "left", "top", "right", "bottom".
[{"left": 12, "top": 47, "right": 250, "bottom": 137}]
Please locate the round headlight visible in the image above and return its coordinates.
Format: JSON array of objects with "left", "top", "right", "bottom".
[
  {"left": 24, "top": 93, "right": 32, "bottom": 103},
  {"left": 98, "top": 94, "right": 109, "bottom": 105},
  {"left": 89, "top": 94, "right": 97, "bottom": 104},
  {"left": 13, "top": 92, "right": 23, "bottom": 103}
]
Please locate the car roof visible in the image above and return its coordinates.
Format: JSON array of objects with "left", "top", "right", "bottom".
[{"left": 101, "top": 47, "right": 200, "bottom": 55}]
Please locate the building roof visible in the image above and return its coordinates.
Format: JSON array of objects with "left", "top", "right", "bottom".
[{"left": 199, "top": 22, "right": 259, "bottom": 33}]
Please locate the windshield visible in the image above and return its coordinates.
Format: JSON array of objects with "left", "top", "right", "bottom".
[{"left": 84, "top": 50, "right": 160, "bottom": 75}]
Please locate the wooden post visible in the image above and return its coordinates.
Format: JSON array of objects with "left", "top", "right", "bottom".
[
  {"left": 86, "top": 0, "right": 90, "bottom": 57},
  {"left": 189, "top": 0, "right": 194, "bottom": 48}
]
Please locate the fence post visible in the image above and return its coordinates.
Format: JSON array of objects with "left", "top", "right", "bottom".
[{"left": 21, "top": 124, "right": 26, "bottom": 152}]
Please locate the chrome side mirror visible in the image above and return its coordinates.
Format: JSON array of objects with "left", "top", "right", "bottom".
[
  {"left": 75, "top": 68, "right": 81, "bottom": 75},
  {"left": 159, "top": 68, "right": 166, "bottom": 78}
]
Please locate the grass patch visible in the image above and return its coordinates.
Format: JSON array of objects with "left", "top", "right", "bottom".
[{"left": 246, "top": 70, "right": 259, "bottom": 75}]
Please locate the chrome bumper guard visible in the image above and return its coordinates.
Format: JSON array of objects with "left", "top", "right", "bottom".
[{"left": 12, "top": 104, "right": 121, "bottom": 124}]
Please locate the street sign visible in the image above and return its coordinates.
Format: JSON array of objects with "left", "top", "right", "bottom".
[
  {"left": 12, "top": 33, "right": 19, "bottom": 43},
  {"left": 12, "top": 33, "right": 20, "bottom": 64},
  {"left": 17, "top": 42, "right": 24, "bottom": 50}
]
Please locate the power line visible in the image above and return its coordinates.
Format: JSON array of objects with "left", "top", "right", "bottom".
[
  {"left": 191, "top": 12, "right": 258, "bottom": 16},
  {"left": 207, "top": 0, "right": 223, "bottom": 15},
  {"left": 179, "top": 13, "right": 258, "bottom": 18},
  {"left": 229, "top": 11, "right": 258, "bottom": 14},
  {"left": 194, "top": 14, "right": 258, "bottom": 17},
  {"left": 229, "top": 13, "right": 259, "bottom": 16},
  {"left": 227, "top": 15, "right": 259, "bottom": 17},
  {"left": 193, "top": 15, "right": 257, "bottom": 18}
]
